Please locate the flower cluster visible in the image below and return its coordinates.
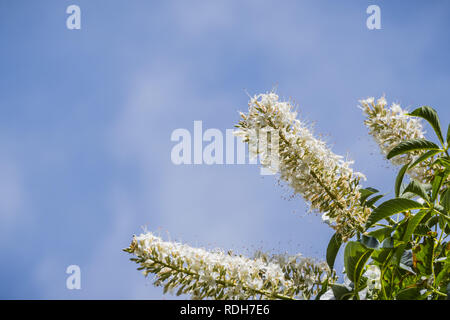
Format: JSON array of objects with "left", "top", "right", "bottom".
[
  {"left": 359, "top": 97, "right": 432, "bottom": 181},
  {"left": 234, "top": 92, "right": 368, "bottom": 240},
  {"left": 125, "top": 232, "right": 334, "bottom": 300},
  {"left": 320, "top": 265, "right": 381, "bottom": 300},
  {"left": 253, "top": 251, "right": 337, "bottom": 300},
  {"left": 365, "top": 265, "right": 381, "bottom": 291}
]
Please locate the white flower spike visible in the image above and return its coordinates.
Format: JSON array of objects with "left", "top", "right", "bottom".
[
  {"left": 359, "top": 97, "right": 433, "bottom": 182},
  {"left": 125, "top": 232, "right": 335, "bottom": 300},
  {"left": 235, "top": 92, "right": 369, "bottom": 240}
]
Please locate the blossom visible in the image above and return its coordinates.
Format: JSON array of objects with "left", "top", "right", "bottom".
[
  {"left": 125, "top": 232, "right": 335, "bottom": 300},
  {"left": 320, "top": 268, "right": 381, "bottom": 300},
  {"left": 364, "top": 265, "right": 381, "bottom": 291},
  {"left": 359, "top": 97, "right": 432, "bottom": 182},
  {"left": 322, "top": 212, "right": 336, "bottom": 226},
  {"left": 235, "top": 92, "right": 369, "bottom": 240}
]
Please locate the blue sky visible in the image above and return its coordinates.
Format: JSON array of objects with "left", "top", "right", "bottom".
[{"left": 0, "top": 0, "right": 449, "bottom": 299}]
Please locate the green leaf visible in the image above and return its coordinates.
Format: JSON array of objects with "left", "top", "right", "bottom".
[
  {"left": 344, "top": 241, "right": 373, "bottom": 284},
  {"left": 447, "top": 283, "right": 450, "bottom": 300},
  {"left": 395, "top": 163, "right": 410, "bottom": 197},
  {"left": 392, "top": 219, "right": 408, "bottom": 241},
  {"left": 441, "top": 188, "right": 450, "bottom": 213},
  {"left": 387, "top": 139, "right": 441, "bottom": 160},
  {"left": 381, "top": 237, "right": 395, "bottom": 249},
  {"left": 432, "top": 171, "right": 449, "bottom": 202},
  {"left": 365, "top": 194, "right": 384, "bottom": 208},
  {"left": 368, "top": 226, "right": 393, "bottom": 241},
  {"left": 409, "top": 150, "right": 440, "bottom": 170},
  {"left": 372, "top": 248, "right": 392, "bottom": 264},
  {"left": 414, "top": 224, "right": 431, "bottom": 236},
  {"left": 399, "top": 250, "right": 415, "bottom": 274},
  {"left": 360, "top": 235, "right": 380, "bottom": 249},
  {"left": 435, "top": 258, "right": 450, "bottom": 285},
  {"left": 426, "top": 215, "right": 439, "bottom": 228},
  {"left": 432, "top": 157, "right": 450, "bottom": 170},
  {"left": 439, "top": 215, "right": 446, "bottom": 230},
  {"left": 400, "top": 191, "right": 417, "bottom": 199},
  {"left": 396, "top": 287, "right": 421, "bottom": 300},
  {"left": 434, "top": 203, "right": 446, "bottom": 213},
  {"left": 360, "top": 187, "right": 379, "bottom": 205},
  {"left": 366, "top": 198, "right": 425, "bottom": 228},
  {"left": 447, "top": 123, "right": 450, "bottom": 144},
  {"left": 404, "top": 210, "right": 430, "bottom": 242},
  {"left": 393, "top": 210, "right": 429, "bottom": 263},
  {"left": 413, "top": 238, "right": 435, "bottom": 275},
  {"left": 409, "top": 106, "right": 444, "bottom": 145},
  {"left": 331, "top": 284, "right": 352, "bottom": 300},
  {"left": 438, "top": 211, "right": 450, "bottom": 225},
  {"left": 315, "top": 279, "right": 331, "bottom": 300},
  {"left": 326, "top": 232, "right": 342, "bottom": 270},
  {"left": 402, "top": 180, "right": 431, "bottom": 203}
]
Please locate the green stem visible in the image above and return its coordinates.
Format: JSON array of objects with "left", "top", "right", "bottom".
[
  {"left": 380, "top": 268, "right": 388, "bottom": 300},
  {"left": 432, "top": 288, "right": 447, "bottom": 297}
]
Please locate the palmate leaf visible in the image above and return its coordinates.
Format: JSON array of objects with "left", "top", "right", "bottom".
[
  {"left": 387, "top": 139, "right": 441, "bottom": 160},
  {"left": 365, "top": 198, "right": 425, "bottom": 228},
  {"left": 409, "top": 106, "right": 444, "bottom": 145}
]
